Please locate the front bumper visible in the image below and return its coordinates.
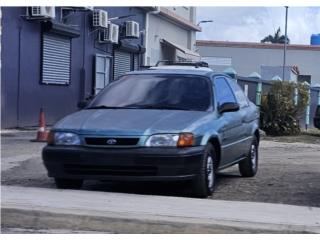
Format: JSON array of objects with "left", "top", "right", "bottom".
[{"left": 42, "top": 145, "right": 205, "bottom": 181}]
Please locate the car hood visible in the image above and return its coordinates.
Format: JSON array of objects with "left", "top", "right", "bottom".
[{"left": 54, "top": 109, "right": 211, "bottom": 136}]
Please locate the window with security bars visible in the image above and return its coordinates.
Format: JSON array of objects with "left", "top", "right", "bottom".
[{"left": 42, "top": 33, "right": 71, "bottom": 85}]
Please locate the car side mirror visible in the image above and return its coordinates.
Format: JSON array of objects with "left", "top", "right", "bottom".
[
  {"left": 218, "top": 102, "right": 240, "bottom": 114},
  {"left": 77, "top": 100, "right": 88, "bottom": 109}
]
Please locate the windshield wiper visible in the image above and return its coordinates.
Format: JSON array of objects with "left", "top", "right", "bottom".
[
  {"left": 86, "top": 105, "right": 137, "bottom": 109},
  {"left": 126, "top": 104, "right": 192, "bottom": 111}
]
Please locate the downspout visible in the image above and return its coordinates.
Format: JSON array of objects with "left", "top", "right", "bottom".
[
  {"left": 144, "top": 8, "right": 160, "bottom": 66},
  {"left": 0, "top": 7, "right": 2, "bottom": 127},
  {"left": 80, "top": 12, "right": 86, "bottom": 102},
  {"left": 17, "top": 20, "right": 22, "bottom": 127}
]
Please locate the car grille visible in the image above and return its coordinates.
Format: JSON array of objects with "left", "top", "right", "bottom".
[
  {"left": 85, "top": 137, "right": 139, "bottom": 146},
  {"left": 64, "top": 164, "right": 158, "bottom": 176}
]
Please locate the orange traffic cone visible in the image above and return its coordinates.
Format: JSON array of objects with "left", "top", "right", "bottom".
[{"left": 32, "top": 108, "right": 49, "bottom": 142}]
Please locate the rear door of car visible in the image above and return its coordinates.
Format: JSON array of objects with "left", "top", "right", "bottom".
[{"left": 213, "top": 76, "right": 246, "bottom": 166}]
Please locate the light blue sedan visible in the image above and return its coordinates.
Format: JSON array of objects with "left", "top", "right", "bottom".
[{"left": 43, "top": 64, "right": 260, "bottom": 198}]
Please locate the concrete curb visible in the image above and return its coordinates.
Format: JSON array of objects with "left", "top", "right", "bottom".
[
  {"left": 2, "top": 186, "right": 320, "bottom": 233},
  {"left": 3, "top": 207, "right": 315, "bottom": 234}
]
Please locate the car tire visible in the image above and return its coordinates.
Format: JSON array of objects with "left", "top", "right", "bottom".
[
  {"left": 191, "top": 143, "right": 217, "bottom": 198},
  {"left": 239, "top": 136, "right": 259, "bottom": 177},
  {"left": 54, "top": 178, "right": 83, "bottom": 189}
]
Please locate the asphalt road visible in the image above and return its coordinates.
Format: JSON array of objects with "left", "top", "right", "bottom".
[{"left": 2, "top": 130, "right": 320, "bottom": 207}]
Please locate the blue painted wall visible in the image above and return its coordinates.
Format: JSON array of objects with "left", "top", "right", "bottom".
[{"left": 1, "top": 7, "right": 145, "bottom": 128}]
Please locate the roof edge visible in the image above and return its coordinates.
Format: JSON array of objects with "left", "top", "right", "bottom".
[{"left": 196, "top": 40, "right": 320, "bottom": 51}]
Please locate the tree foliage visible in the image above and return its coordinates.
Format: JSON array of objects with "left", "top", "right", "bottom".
[
  {"left": 261, "top": 27, "right": 290, "bottom": 44},
  {"left": 260, "top": 81, "right": 309, "bottom": 136}
]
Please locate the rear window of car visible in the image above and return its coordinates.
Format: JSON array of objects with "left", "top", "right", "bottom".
[{"left": 89, "top": 74, "right": 212, "bottom": 111}]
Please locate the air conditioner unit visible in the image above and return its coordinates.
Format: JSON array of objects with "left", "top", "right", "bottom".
[
  {"left": 29, "top": 6, "right": 55, "bottom": 19},
  {"left": 92, "top": 9, "right": 108, "bottom": 28},
  {"left": 125, "top": 21, "right": 139, "bottom": 38},
  {"left": 99, "top": 23, "right": 119, "bottom": 44}
]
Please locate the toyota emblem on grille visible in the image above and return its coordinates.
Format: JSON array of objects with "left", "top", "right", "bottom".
[{"left": 107, "top": 139, "right": 117, "bottom": 145}]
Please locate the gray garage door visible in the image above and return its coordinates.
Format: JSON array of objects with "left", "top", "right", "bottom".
[
  {"left": 42, "top": 33, "right": 71, "bottom": 85},
  {"left": 114, "top": 50, "right": 131, "bottom": 79}
]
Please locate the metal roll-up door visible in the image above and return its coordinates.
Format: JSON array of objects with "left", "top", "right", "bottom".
[
  {"left": 42, "top": 33, "right": 71, "bottom": 85},
  {"left": 114, "top": 50, "right": 131, "bottom": 79},
  {"left": 133, "top": 54, "right": 139, "bottom": 70}
]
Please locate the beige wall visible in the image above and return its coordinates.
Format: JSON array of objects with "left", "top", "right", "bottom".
[
  {"left": 145, "top": 7, "right": 197, "bottom": 66},
  {"left": 165, "top": 7, "right": 195, "bottom": 23}
]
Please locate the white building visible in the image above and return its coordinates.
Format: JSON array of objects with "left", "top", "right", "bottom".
[
  {"left": 196, "top": 40, "right": 320, "bottom": 85},
  {"left": 143, "top": 7, "right": 201, "bottom": 66}
]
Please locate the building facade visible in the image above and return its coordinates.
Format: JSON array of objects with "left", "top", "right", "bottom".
[
  {"left": 196, "top": 40, "right": 320, "bottom": 85},
  {"left": 144, "top": 7, "right": 200, "bottom": 66},
  {"left": 1, "top": 6, "right": 147, "bottom": 128},
  {"left": 1, "top": 6, "right": 199, "bottom": 129}
]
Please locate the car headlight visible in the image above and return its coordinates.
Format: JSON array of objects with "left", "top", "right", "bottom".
[
  {"left": 48, "top": 132, "right": 81, "bottom": 146},
  {"left": 145, "top": 133, "right": 194, "bottom": 147}
]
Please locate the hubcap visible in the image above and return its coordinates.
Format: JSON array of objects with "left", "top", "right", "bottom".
[
  {"left": 251, "top": 144, "right": 257, "bottom": 169},
  {"left": 207, "top": 156, "right": 214, "bottom": 189}
]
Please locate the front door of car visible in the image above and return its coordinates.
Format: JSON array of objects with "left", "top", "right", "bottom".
[
  {"left": 213, "top": 76, "right": 245, "bottom": 166},
  {"left": 226, "top": 78, "right": 254, "bottom": 156}
]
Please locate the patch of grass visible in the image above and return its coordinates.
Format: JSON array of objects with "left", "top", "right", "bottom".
[
  {"left": 301, "top": 128, "right": 320, "bottom": 137},
  {"left": 263, "top": 128, "right": 320, "bottom": 144}
]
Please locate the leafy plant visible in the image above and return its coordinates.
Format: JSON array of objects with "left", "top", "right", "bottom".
[
  {"left": 260, "top": 81, "right": 309, "bottom": 136},
  {"left": 261, "top": 27, "right": 290, "bottom": 44}
]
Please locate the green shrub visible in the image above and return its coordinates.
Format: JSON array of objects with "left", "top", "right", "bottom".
[{"left": 260, "top": 81, "right": 309, "bottom": 136}]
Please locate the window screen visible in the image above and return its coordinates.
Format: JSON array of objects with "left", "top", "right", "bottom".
[
  {"left": 95, "top": 54, "right": 111, "bottom": 95},
  {"left": 42, "top": 33, "right": 71, "bottom": 85}
]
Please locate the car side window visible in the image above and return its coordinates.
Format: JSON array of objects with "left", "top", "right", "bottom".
[
  {"left": 214, "top": 77, "right": 236, "bottom": 106},
  {"left": 226, "top": 78, "right": 249, "bottom": 108}
]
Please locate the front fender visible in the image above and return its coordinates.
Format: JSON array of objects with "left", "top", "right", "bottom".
[{"left": 200, "top": 130, "right": 222, "bottom": 146}]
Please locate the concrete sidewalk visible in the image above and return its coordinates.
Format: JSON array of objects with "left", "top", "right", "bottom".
[{"left": 2, "top": 186, "right": 320, "bottom": 233}]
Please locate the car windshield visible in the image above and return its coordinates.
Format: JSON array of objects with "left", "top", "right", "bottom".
[{"left": 88, "top": 74, "right": 212, "bottom": 111}]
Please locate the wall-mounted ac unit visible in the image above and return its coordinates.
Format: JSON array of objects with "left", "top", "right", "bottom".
[
  {"left": 100, "top": 23, "right": 119, "bottom": 44},
  {"left": 29, "top": 7, "right": 56, "bottom": 19},
  {"left": 92, "top": 9, "right": 108, "bottom": 28},
  {"left": 125, "top": 21, "right": 139, "bottom": 38}
]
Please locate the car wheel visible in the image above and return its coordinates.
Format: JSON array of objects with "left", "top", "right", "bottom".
[
  {"left": 191, "top": 143, "right": 217, "bottom": 198},
  {"left": 239, "top": 136, "right": 259, "bottom": 177},
  {"left": 54, "top": 178, "right": 83, "bottom": 189}
]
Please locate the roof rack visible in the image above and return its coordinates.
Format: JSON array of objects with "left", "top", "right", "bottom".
[{"left": 155, "top": 60, "right": 209, "bottom": 68}]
